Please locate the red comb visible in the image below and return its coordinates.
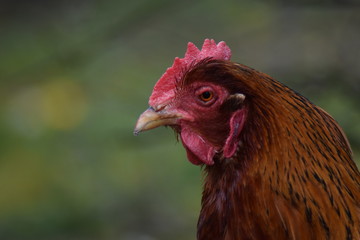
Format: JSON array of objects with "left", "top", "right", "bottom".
[{"left": 149, "top": 39, "right": 231, "bottom": 107}]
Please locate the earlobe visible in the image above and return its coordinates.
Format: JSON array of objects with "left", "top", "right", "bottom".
[{"left": 223, "top": 109, "right": 246, "bottom": 158}]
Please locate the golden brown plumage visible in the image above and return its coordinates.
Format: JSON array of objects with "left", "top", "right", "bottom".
[
  {"left": 134, "top": 39, "right": 360, "bottom": 239},
  {"left": 197, "top": 62, "right": 360, "bottom": 240}
]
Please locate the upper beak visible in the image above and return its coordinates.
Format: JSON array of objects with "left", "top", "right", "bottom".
[{"left": 134, "top": 107, "right": 182, "bottom": 136}]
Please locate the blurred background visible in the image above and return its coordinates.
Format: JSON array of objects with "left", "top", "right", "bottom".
[{"left": 0, "top": 0, "right": 359, "bottom": 239}]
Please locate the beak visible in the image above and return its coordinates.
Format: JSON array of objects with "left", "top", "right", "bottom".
[{"left": 134, "top": 107, "right": 181, "bottom": 136}]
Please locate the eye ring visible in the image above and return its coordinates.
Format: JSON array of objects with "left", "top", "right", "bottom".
[{"left": 199, "top": 91, "right": 214, "bottom": 102}]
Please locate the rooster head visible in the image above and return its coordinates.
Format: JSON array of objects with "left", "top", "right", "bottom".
[{"left": 134, "top": 39, "right": 247, "bottom": 165}]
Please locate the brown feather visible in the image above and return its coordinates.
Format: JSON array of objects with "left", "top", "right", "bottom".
[{"left": 191, "top": 61, "right": 360, "bottom": 240}]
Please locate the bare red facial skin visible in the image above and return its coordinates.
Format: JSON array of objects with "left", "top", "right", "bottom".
[
  {"left": 178, "top": 108, "right": 246, "bottom": 165},
  {"left": 147, "top": 39, "right": 247, "bottom": 165},
  {"left": 171, "top": 82, "right": 246, "bottom": 165}
]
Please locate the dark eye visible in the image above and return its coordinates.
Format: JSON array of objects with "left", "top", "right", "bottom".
[{"left": 199, "top": 91, "right": 214, "bottom": 102}]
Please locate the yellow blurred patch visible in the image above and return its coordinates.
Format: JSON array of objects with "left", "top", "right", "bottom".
[
  {"left": 0, "top": 150, "right": 48, "bottom": 215},
  {"left": 41, "top": 79, "right": 88, "bottom": 130}
]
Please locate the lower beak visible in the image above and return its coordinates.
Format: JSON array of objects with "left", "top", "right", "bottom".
[{"left": 134, "top": 107, "right": 181, "bottom": 136}]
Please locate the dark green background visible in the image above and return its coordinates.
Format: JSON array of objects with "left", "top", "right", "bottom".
[{"left": 0, "top": 0, "right": 359, "bottom": 239}]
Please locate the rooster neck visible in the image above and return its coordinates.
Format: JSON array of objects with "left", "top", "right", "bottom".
[
  {"left": 196, "top": 101, "right": 360, "bottom": 240},
  {"left": 198, "top": 153, "right": 269, "bottom": 240}
]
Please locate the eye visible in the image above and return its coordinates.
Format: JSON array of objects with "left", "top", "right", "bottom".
[{"left": 199, "top": 91, "right": 214, "bottom": 102}]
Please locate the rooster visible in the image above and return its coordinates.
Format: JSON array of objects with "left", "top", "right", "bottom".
[{"left": 134, "top": 39, "right": 360, "bottom": 240}]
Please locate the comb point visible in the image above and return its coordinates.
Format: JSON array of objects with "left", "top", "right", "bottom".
[{"left": 149, "top": 39, "right": 232, "bottom": 107}]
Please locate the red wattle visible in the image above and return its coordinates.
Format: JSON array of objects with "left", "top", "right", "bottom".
[{"left": 180, "top": 128, "right": 215, "bottom": 165}]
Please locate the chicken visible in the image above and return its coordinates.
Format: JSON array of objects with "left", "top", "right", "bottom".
[{"left": 134, "top": 39, "right": 360, "bottom": 240}]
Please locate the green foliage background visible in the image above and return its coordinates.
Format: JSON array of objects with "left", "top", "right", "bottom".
[{"left": 0, "top": 0, "right": 359, "bottom": 239}]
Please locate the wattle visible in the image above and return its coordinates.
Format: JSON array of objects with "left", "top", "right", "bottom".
[{"left": 180, "top": 127, "right": 216, "bottom": 165}]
